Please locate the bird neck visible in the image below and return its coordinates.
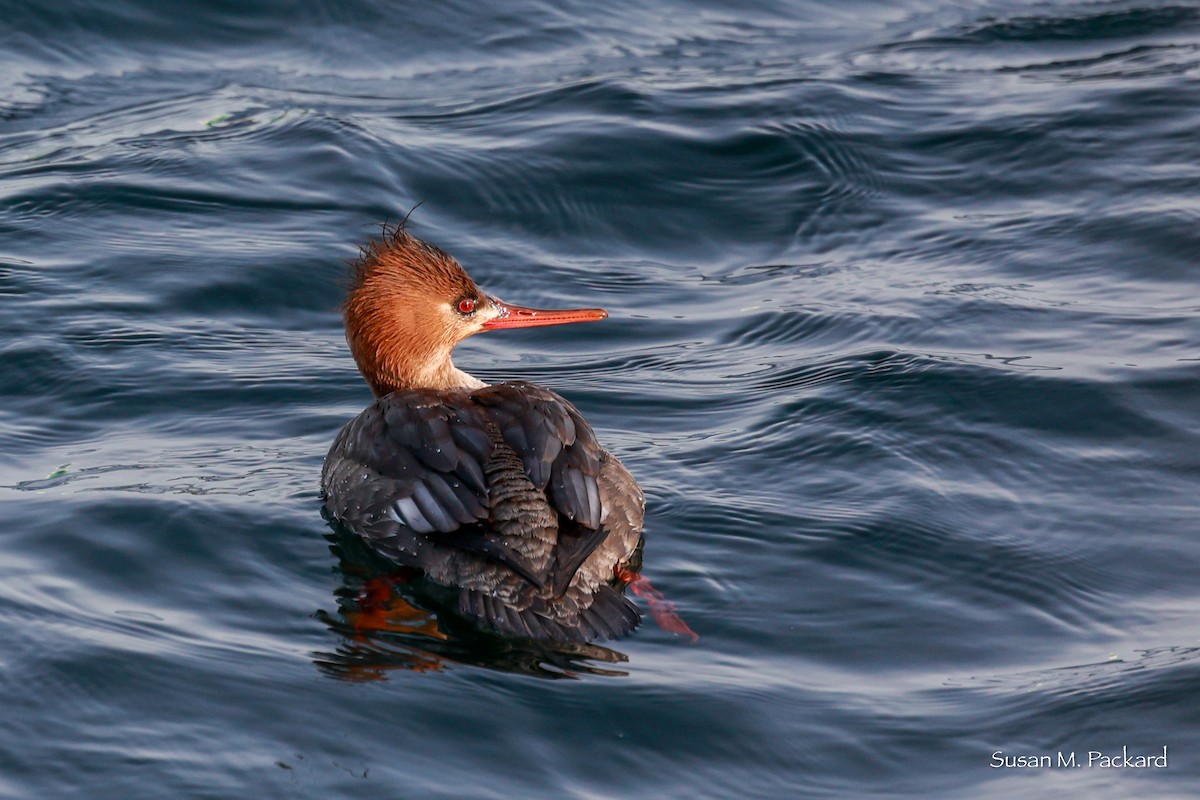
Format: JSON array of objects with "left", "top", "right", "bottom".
[
  {"left": 353, "top": 333, "right": 486, "bottom": 396},
  {"left": 346, "top": 312, "right": 486, "bottom": 396}
]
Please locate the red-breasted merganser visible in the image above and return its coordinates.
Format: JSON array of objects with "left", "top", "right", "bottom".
[{"left": 321, "top": 225, "right": 645, "bottom": 641}]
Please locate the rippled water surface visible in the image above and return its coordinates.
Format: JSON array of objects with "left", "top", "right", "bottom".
[{"left": 3, "top": 1, "right": 1199, "bottom": 797}]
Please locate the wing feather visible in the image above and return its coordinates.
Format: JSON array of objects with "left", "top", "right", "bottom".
[
  {"left": 474, "top": 381, "right": 604, "bottom": 530},
  {"left": 322, "top": 389, "right": 494, "bottom": 554},
  {"left": 322, "top": 382, "right": 626, "bottom": 612}
]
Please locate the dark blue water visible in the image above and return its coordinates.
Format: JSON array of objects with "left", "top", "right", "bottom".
[{"left": 3, "top": 1, "right": 1199, "bottom": 797}]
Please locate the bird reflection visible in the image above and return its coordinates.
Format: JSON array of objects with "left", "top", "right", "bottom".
[{"left": 313, "top": 523, "right": 639, "bottom": 680}]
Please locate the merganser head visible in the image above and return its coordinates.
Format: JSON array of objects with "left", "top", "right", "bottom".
[{"left": 344, "top": 225, "right": 607, "bottom": 396}]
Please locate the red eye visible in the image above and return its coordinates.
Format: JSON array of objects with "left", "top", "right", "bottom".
[{"left": 457, "top": 297, "right": 476, "bottom": 314}]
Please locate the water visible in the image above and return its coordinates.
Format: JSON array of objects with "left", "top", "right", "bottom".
[{"left": 2, "top": 0, "right": 1198, "bottom": 797}]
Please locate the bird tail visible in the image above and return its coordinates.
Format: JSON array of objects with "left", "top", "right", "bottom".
[{"left": 459, "top": 584, "right": 641, "bottom": 642}]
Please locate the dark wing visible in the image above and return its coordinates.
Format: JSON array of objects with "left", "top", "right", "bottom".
[
  {"left": 323, "top": 383, "right": 645, "bottom": 641},
  {"left": 472, "top": 381, "right": 604, "bottom": 530},
  {"left": 321, "top": 389, "right": 494, "bottom": 563}
]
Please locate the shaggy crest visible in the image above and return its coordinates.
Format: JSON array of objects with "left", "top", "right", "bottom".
[
  {"left": 349, "top": 221, "right": 477, "bottom": 301},
  {"left": 344, "top": 223, "right": 483, "bottom": 396}
]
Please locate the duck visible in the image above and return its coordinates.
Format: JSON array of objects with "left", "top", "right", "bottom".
[{"left": 321, "top": 224, "right": 645, "bottom": 641}]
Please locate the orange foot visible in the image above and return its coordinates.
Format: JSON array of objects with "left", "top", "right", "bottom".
[
  {"left": 615, "top": 567, "right": 699, "bottom": 643},
  {"left": 348, "top": 572, "right": 447, "bottom": 641}
]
